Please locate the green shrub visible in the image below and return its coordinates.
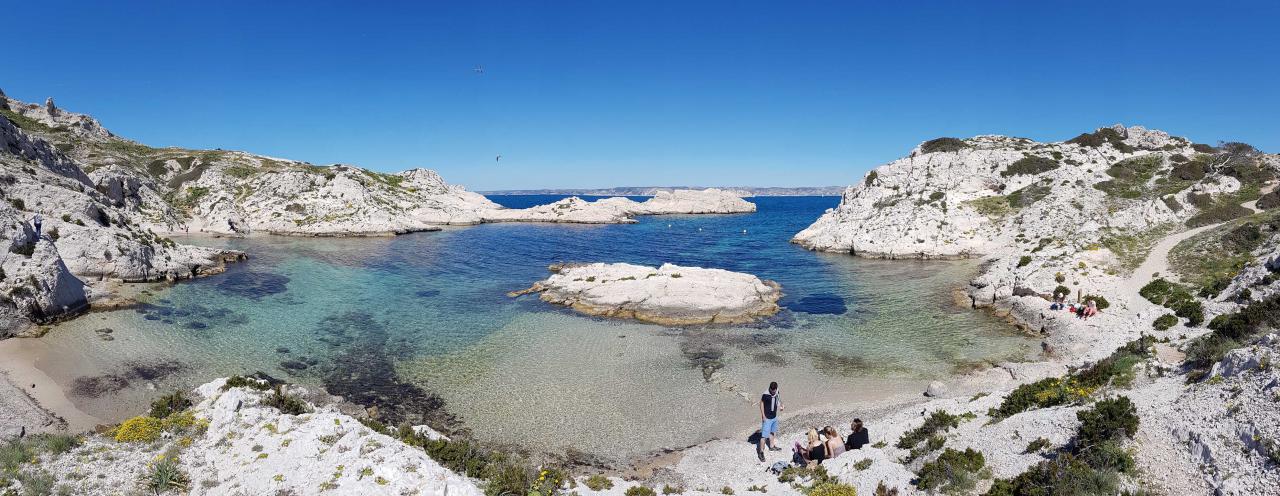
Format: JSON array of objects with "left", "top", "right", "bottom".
[
  {"left": 262, "top": 385, "right": 311, "bottom": 415},
  {"left": 626, "top": 487, "right": 658, "bottom": 496},
  {"left": 481, "top": 457, "right": 534, "bottom": 496},
  {"left": 1066, "top": 128, "right": 1134, "bottom": 153},
  {"left": 1094, "top": 155, "right": 1164, "bottom": 199},
  {"left": 916, "top": 448, "right": 985, "bottom": 494},
  {"left": 994, "top": 339, "right": 1151, "bottom": 418},
  {"left": 1079, "top": 294, "right": 1109, "bottom": 310},
  {"left": 142, "top": 453, "right": 188, "bottom": 495},
  {"left": 1052, "top": 285, "right": 1071, "bottom": 298},
  {"left": 585, "top": 475, "right": 613, "bottom": 491},
  {"left": 897, "top": 410, "right": 961, "bottom": 449},
  {"left": 1005, "top": 183, "right": 1052, "bottom": 208},
  {"left": 1001, "top": 156, "right": 1060, "bottom": 177},
  {"left": 1076, "top": 397, "right": 1139, "bottom": 447},
  {"left": 984, "top": 453, "right": 1117, "bottom": 496},
  {"left": 1078, "top": 440, "right": 1135, "bottom": 474},
  {"left": 8, "top": 199, "right": 24, "bottom": 210},
  {"left": 30, "top": 434, "right": 79, "bottom": 456},
  {"left": 1187, "top": 204, "right": 1252, "bottom": 228},
  {"left": 663, "top": 485, "right": 685, "bottom": 494},
  {"left": 864, "top": 170, "right": 878, "bottom": 186},
  {"left": 1258, "top": 190, "right": 1280, "bottom": 210},
  {"left": 222, "top": 375, "right": 272, "bottom": 391},
  {"left": 1191, "top": 143, "right": 1216, "bottom": 153},
  {"left": 149, "top": 390, "right": 193, "bottom": 419},
  {"left": 921, "top": 137, "right": 969, "bottom": 154},
  {"left": 1139, "top": 278, "right": 1204, "bottom": 326},
  {"left": 808, "top": 482, "right": 858, "bottom": 496},
  {"left": 1024, "top": 438, "right": 1052, "bottom": 454},
  {"left": 1152, "top": 314, "right": 1178, "bottom": 331},
  {"left": 1171, "top": 158, "right": 1208, "bottom": 180},
  {"left": 0, "top": 438, "right": 32, "bottom": 476},
  {"left": 1017, "top": 256, "right": 1032, "bottom": 268},
  {"left": 1185, "top": 334, "right": 1241, "bottom": 371}
]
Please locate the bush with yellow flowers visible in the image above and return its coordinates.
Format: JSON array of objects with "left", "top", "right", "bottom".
[{"left": 115, "top": 416, "right": 164, "bottom": 443}]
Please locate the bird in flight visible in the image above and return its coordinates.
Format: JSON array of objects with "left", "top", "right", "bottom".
[
  {"left": 495, "top": 154, "right": 502, "bottom": 162},
  {"left": 473, "top": 65, "right": 484, "bottom": 74}
]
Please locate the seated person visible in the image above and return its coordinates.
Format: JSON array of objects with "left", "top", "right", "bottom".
[
  {"left": 846, "top": 419, "right": 869, "bottom": 450},
  {"left": 793, "top": 428, "right": 821, "bottom": 466},
  {"left": 821, "top": 426, "right": 845, "bottom": 461}
]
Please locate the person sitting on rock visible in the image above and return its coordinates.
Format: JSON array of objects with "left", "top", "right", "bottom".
[
  {"left": 792, "top": 427, "right": 824, "bottom": 467},
  {"left": 821, "top": 426, "right": 845, "bottom": 461},
  {"left": 846, "top": 418, "right": 869, "bottom": 450},
  {"left": 1050, "top": 292, "right": 1066, "bottom": 310},
  {"left": 1083, "top": 299, "right": 1099, "bottom": 319}
]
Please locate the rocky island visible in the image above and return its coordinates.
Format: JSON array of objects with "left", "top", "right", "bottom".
[{"left": 510, "top": 262, "right": 782, "bottom": 325}]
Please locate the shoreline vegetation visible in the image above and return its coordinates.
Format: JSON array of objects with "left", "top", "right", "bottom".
[{"left": 2, "top": 91, "right": 1280, "bottom": 494}]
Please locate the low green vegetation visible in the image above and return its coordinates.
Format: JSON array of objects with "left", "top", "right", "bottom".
[
  {"left": 1001, "top": 156, "right": 1060, "bottom": 177},
  {"left": 1169, "top": 214, "right": 1277, "bottom": 297},
  {"left": 0, "top": 108, "right": 58, "bottom": 133},
  {"left": 1139, "top": 278, "right": 1204, "bottom": 326},
  {"left": 1099, "top": 224, "right": 1174, "bottom": 273},
  {"left": 920, "top": 137, "right": 969, "bottom": 154},
  {"left": 1005, "top": 182, "right": 1051, "bottom": 208},
  {"left": 149, "top": 390, "right": 193, "bottom": 419},
  {"left": 916, "top": 448, "right": 987, "bottom": 494},
  {"left": 1187, "top": 291, "right": 1280, "bottom": 376},
  {"left": 1152, "top": 313, "right": 1178, "bottom": 331},
  {"left": 992, "top": 337, "right": 1153, "bottom": 418},
  {"left": 1066, "top": 128, "right": 1134, "bottom": 153},
  {"left": 985, "top": 396, "right": 1139, "bottom": 496},
  {"left": 965, "top": 195, "right": 1012, "bottom": 218},
  {"left": 262, "top": 385, "right": 311, "bottom": 415},
  {"left": 1093, "top": 154, "right": 1163, "bottom": 199},
  {"left": 897, "top": 410, "right": 961, "bottom": 450}
]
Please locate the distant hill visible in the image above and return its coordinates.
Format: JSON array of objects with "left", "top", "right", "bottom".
[{"left": 479, "top": 186, "right": 846, "bottom": 196}]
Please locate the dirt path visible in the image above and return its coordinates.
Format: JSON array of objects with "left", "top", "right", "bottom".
[{"left": 1119, "top": 185, "right": 1273, "bottom": 305}]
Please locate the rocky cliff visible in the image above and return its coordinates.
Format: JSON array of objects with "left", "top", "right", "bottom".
[
  {"left": 1, "top": 93, "right": 756, "bottom": 237},
  {"left": 0, "top": 105, "right": 243, "bottom": 335}
]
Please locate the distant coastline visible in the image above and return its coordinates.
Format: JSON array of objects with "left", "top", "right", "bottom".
[{"left": 479, "top": 186, "right": 846, "bottom": 196}]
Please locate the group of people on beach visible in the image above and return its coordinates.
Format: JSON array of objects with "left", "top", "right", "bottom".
[
  {"left": 755, "top": 381, "right": 870, "bottom": 467},
  {"left": 1049, "top": 292, "right": 1099, "bottom": 319}
]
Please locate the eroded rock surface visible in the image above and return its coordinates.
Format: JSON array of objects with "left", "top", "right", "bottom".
[{"left": 512, "top": 262, "right": 782, "bottom": 325}]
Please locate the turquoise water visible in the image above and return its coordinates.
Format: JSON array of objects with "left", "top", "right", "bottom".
[{"left": 35, "top": 196, "right": 1035, "bottom": 461}]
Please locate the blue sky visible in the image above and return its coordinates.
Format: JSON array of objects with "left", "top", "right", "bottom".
[{"left": 4, "top": 1, "right": 1278, "bottom": 190}]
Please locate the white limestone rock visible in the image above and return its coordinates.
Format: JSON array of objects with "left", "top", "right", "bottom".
[
  {"left": 15, "top": 378, "right": 484, "bottom": 495},
  {"left": 512, "top": 262, "right": 782, "bottom": 325}
]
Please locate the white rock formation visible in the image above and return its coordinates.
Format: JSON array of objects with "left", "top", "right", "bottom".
[
  {"left": 0, "top": 109, "right": 243, "bottom": 334},
  {"left": 511, "top": 262, "right": 782, "bottom": 325},
  {"left": 4, "top": 377, "right": 484, "bottom": 495},
  {"left": 481, "top": 189, "right": 755, "bottom": 224},
  {"left": 3, "top": 93, "right": 755, "bottom": 238}
]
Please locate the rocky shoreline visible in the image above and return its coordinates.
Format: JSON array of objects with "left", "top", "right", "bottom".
[{"left": 4, "top": 87, "right": 1280, "bottom": 495}]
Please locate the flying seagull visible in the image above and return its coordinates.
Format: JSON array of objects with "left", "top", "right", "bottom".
[
  {"left": 495, "top": 154, "right": 502, "bottom": 162},
  {"left": 473, "top": 65, "right": 484, "bottom": 74}
]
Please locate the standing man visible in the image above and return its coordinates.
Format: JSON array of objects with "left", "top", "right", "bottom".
[
  {"left": 757, "top": 381, "right": 783, "bottom": 462},
  {"left": 32, "top": 213, "right": 42, "bottom": 238}
]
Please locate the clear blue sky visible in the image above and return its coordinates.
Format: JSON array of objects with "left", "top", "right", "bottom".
[{"left": 4, "top": 1, "right": 1278, "bottom": 190}]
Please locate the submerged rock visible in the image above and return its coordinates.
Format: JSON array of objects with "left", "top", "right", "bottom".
[{"left": 511, "top": 262, "right": 783, "bottom": 325}]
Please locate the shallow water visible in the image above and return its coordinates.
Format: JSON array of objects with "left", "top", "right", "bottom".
[{"left": 30, "top": 196, "right": 1036, "bottom": 461}]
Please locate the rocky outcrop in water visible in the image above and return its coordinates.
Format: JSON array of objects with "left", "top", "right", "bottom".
[
  {"left": 482, "top": 189, "right": 755, "bottom": 224},
  {"left": 512, "top": 262, "right": 782, "bottom": 325}
]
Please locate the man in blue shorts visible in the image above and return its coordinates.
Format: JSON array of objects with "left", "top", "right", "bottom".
[{"left": 757, "top": 381, "right": 783, "bottom": 462}]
